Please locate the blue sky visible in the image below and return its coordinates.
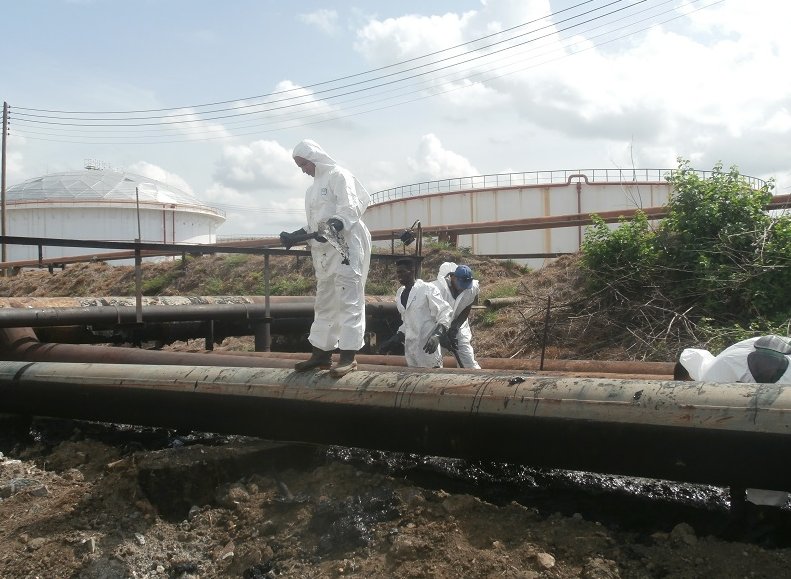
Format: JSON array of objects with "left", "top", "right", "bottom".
[{"left": 3, "top": 0, "right": 789, "bottom": 235}]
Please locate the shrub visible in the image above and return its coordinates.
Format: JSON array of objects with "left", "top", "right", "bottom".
[{"left": 580, "top": 158, "right": 790, "bottom": 337}]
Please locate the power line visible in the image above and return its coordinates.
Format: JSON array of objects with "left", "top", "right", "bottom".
[
  {"left": 10, "top": 0, "right": 713, "bottom": 145},
  {"left": 11, "top": 0, "right": 599, "bottom": 115},
  {"left": 11, "top": 0, "right": 638, "bottom": 125},
  {"left": 11, "top": 0, "right": 682, "bottom": 140}
]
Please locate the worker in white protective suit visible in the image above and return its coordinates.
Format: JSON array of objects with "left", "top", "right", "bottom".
[
  {"left": 678, "top": 335, "right": 791, "bottom": 384},
  {"left": 282, "top": 139, "right": 372, "bottom": 378},
  {"left": 379, "top": 258, "right": 452, "bottom": 368},
  {"left": 677, "top": 335, "right": 791, "bottom": 507},
  {"left": 432, "top": 262, "right": 481, "bottom": 369}
]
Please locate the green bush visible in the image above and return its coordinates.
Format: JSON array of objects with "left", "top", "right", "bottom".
[{"left": 580, "top": 159, "right": 789, "bottom": 330}]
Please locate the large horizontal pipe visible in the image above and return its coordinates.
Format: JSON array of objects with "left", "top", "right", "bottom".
[
  {"left": 0, "top": 360, "right": 789, "bottom": 490},
  {"left": 32, "top": 319, "right": 315, "bottom": 346},
  {"left": 0, "top": 301, "right": 397, "bottom": 328},
  {"left": 0, "top": 296, "right": 387, "bottom": 308}
]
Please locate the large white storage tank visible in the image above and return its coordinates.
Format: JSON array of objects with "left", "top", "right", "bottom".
[
  {"left": 4, "top": 168, "right": 225, "bottom": 262},
  {"left": 365, "top": 169, "right": 766, "bottom": 270}
]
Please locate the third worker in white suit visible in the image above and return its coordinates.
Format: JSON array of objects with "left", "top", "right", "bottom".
[
  {"left": 432, "top": 262, "right": 481, "bottom": 369},
  {"left": 379, "top": 258, "right": 452, "bottom": 368},
  {"left": 283, "top": 139, "right": 372, "bottom": 377}
]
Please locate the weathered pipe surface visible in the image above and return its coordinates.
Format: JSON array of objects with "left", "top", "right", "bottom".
[
  {"left": 0, "top": 360, "right": 789, "bottom": 491},
  {"left": 1, "top": 341, "right": 495, "bottom": 376},
  {"left": 2, "top": 341, "right": 665, "bottom": 380}
]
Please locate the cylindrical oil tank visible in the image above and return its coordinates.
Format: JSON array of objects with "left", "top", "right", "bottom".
[{"left": 4, "top": 169, "right": 225, "bottom": 263}]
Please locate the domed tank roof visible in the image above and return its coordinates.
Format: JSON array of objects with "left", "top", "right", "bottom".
[{"left": 7, "top": 169, "right": 209, "bottom": 207}]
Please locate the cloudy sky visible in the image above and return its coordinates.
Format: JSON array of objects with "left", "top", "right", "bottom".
[{"left": 3, "top": 0, "right": 789, "bottom": 236}]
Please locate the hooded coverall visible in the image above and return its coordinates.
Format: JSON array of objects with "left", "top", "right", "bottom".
[
  {"left": 293, "top": 140, "right": 372, "bottom": 352},
  {"left": 432, "top": 262, "right": 481, "bottom": 369},
  {"left": 679, "top": 336, "right": 791, "bottom": 506},
  {"left": 395, "top": 279, "right": 452, "bottom": 368},
  {"left": 680, "top": 336, "right": 791, "bottom": 384}
]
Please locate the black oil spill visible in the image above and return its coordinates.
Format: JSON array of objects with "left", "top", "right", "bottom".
[{"left": 3, "top": 418, "right": 790, "bottom": 548}]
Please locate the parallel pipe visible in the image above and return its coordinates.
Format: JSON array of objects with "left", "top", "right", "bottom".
[
  {"left": 0, "top": 341, "right": 665, "bottom": 380},
  {"left": 0, "top": 360, "right": 789, "bottom": 490},
  {"left": 0, "top": 301, "right": 397, "bottom": 327},
  {"left": 213, "top": 350, "right": 674, "bottom": 376}
]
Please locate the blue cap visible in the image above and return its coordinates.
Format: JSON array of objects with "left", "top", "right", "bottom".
[{"left": 453, "top": 265, "right": 473, "bottom": 289}]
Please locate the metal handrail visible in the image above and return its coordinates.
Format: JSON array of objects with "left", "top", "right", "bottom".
[{"left": 369, "top": 168, "right": 768, "bottom": 205}]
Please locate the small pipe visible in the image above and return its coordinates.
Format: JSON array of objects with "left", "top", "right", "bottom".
[{"left": 482, "top": 297, "right": 523, "bottom": 309}]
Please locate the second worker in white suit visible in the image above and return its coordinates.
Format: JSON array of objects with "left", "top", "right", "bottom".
[{"left": 379, "top": 258, "right": 453, "bottom": 368}]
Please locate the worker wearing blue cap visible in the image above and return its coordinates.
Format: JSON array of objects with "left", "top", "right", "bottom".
[{"left": 432, "top": 263, "right": 481, "bottom": 369}]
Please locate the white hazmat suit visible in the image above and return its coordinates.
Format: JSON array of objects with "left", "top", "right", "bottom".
[
  {"left": 680, "top": 336, "right": 791, "bottom": 384},
  {"left": 679, "top": 335, "right": 791, "bottom": 506},
  {"left": 432, "top": 262, "right": 481, "bottom": 369},
  {"left": 395, "top": 279, "right": 452, "bottom": 368},
  {"left": 293, "top": 140, "right": 372, "bottom": 352}
]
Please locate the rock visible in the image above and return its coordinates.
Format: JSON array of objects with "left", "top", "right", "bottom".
[
  {"left": 582, "top": 557, "right": 621, "bottom": 579},
  {"left": 27, "top": 537, "right": 46, "bottom": 550},
  {"left": 670, "top": 522, "right": 697, "bottom": 545},
  {"left": 534, "top": 552, "right": 556, "bottom": 569},
  {"left": 0, "top": 478, "right": 41, "bottom": 498}
]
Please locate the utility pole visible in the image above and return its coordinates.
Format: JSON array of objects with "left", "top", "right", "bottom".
[{"left": 1, "top": 101, "right": 8, "bottom": 267}]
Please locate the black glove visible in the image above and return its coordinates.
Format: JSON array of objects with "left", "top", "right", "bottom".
[
  {"left": 423, "top": 324, "right": 447, "bottom": 354},
  {"left": 440, "top": 325, "right": 459, "bottom": 351},
  {"left": 379, "top": 332, "right": 405, "bottom": 354},
  {"left": 327, "top": 217, "right": 344, "bottom": 232},
  {"left": 279, "top": 227, "right": 307, "bottom": 250}
]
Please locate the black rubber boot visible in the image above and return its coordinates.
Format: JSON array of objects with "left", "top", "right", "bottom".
[
  {"left": 330, "top": 349, "right": 358, "bottom": 378},
  {"left": 294, "top": 346, "right": 333, "bottom": 372}
]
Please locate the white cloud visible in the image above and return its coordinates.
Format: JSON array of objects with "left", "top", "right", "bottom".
[
  {"left": 355, "top": 12, "right": 475, "bottom": 62},
  {"left": 164, "top": 107, "right": 232, "bottom": 141},
  {"left": 298, "top": 9, "right": 340, "bottom": 35},
  {"left": 406, "top": 134, "right": 479, "bottom": 180},
  {"left": 127, "top": 161, "right": 195, "bottom": 196},
  {"left": 202, "top": 183, "right": 305, "bottom": 235},
  {"left": 212, "top": 139, "right": 303, "bottom": 191}
]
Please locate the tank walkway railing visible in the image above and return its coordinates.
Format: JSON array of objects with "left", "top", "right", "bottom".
[
  {"left": 2, "top": 191, "right": 789, "bottom": 268},
  {"left": 369, "top": 168, "right": 768, "bottom": 205}
]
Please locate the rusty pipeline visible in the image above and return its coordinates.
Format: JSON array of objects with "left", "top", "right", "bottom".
[
  {"left": 0, "top": 302, "right": 396, "bottom": 327},
  {"left": 0, "top": 359, "right": 789, "bottom": 491},
  {"left": 0, "top": 341, "right": 666, "bottom": 380}
]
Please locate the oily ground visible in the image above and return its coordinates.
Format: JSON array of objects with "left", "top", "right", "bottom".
[{"left": 1, "top": 252, "right": 790, "bottom": 578}]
